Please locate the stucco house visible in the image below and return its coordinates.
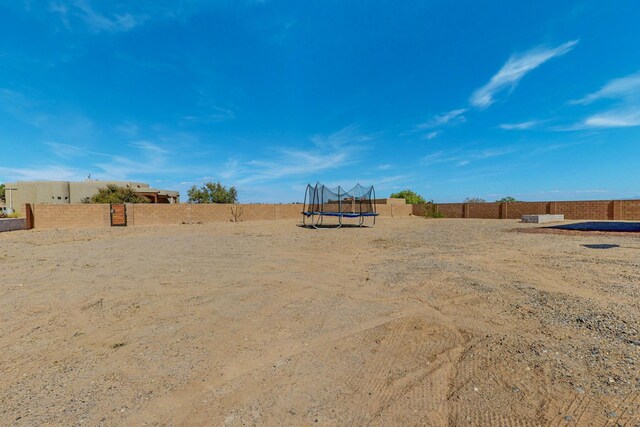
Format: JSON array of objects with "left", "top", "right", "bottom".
[{"left": 3, "top": 180, "right": 179, "bottom": 212}]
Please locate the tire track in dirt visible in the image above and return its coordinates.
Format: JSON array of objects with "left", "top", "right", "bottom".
[
  {"left": 126, "top": 304, "right": 460, "bottom": 425},
  {"left": 342, "top": 317, "right": 466, "bottom": 425}
]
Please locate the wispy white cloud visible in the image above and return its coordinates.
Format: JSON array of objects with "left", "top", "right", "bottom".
[
  {"left": 579, "top": 108, "right": 640, "bottom": 129},
  {"left": 93, "top": 141, "right": 174, "bottom": 178},
  {"left": 44, "top": 141, "right": 88, "bottom": 158},
  {"left": 410, "top": 40, "right": 577, "bottom": 136},
  {"left": 417, "top": 109, "right": 467, "bottom": 129},
  {"left": 570, "top": 71, "right": 640, "bottom": 105},
  {"left": 50, "top": 0, "right": 141, "bottom": 33},
  {"left": 181, "top": 106, "right": 236, "bottom": 124},
  {"left": 425, "top": 131, "right": 441, "bottom": 140},
  {"left": 422, "top": 146, "right": 517, "bottom": 167},
  {"left": 561, "top": 71, "right": 640, "bottom": 130},
  {"left": 499, "top": 120, "right": 542, "bottom": 130},
  {"left": 470, "top": 40, "right": 578, "bottom": 109},
  {"left": 40, "top": 1, "right": 268, "bottom": 34},
  {"left": 227, "top": 126, "right": 373, "bottom": 186},
  {"left": 0, "top": 165, "right": 86, "bottom": 182}
]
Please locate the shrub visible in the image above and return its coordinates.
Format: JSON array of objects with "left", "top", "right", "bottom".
[
  {"left": 188, "top": 182, "right": 238, "bottom": 204},
  {"left": 495, "top": 196, "right": 519, "bottom": 203},
  {"left": 89, "top": 185, "right": 151, "bottom": 204},
  {"left": 389, "top": 189, "right": 426, "bottom": 205},
  {"left": 0, "top": 211, "right": 20, "bottom": 219},
  {"left": 422, "top": 202, "right": 445, "bottom": 218},
  {"left": 464, "top": 197, "right": 486, "bottom": 203}
]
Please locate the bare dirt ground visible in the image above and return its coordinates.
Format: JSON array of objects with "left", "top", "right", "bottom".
[{"left": 1, "top": 218, "right": 639, "bottom": 426}]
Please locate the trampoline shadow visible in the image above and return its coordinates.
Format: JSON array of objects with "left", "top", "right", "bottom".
[
  {"left": 546, "top": 222, "right": 640, "bottom": 232},
  {"left": 296, "top": 223, "right": 373, "bottom": 229},
  {"left": 582, "top": 244, "right": 620, "bottom": 249}
]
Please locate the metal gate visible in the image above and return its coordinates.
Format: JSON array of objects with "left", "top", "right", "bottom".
[{"left": 110, "top": 204, "right": 127, "bottom": 226}]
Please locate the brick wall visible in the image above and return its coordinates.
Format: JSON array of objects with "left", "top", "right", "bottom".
[
  {"left": 505, "top": 202, "right": 550, "bottom": 219},
  {"left": 33, "top": 198, "right": 640, "bottom": 228},
  {"left": 31, "top": 204, "right": 111, "bottom": 229},
  {"left": 469, "top": 203, "right": 501, "bottom": 219},
  {"left": 412, "top": 199, "right": 640, "bottom": 221},
  {"left": 413, "top": 203, "right": 465, "bottom": 218},
  {"left": 26, "top": 200, "right": 413, "bottom": 229},
  {"left": 621, "top": 200, "right": 640, "bottom": 220}
]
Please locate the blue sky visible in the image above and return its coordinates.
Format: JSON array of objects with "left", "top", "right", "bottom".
[{"left": 1, "top": 1, "right": 640, "bottom": 202}]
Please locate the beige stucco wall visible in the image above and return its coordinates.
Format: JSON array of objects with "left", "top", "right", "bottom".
[
  {"left": 5, "top": 181, "right": 71, "bottom": 211},
  {"left": 5, "top": 181, "right": 153, "bottom": 210}
]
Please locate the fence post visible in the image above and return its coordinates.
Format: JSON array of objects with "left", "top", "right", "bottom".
[
  {"left": 463, "top": 203, "right": 470, "bottom": 218},
  {"left": 23, "top": 203, "right": 34, "bottom": 229},
  {"left": 612, "top": 200, "right": 622, "bottom": 220},
  {"left": 500, "top": 202, "right": 507, "bottom": 219}
]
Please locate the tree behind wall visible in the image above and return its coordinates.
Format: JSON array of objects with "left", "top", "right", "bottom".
[
  {"left": 188, "top": 182, "right": 238, "bottom": 204},
  {"left": 86, "top": 185, "right": 151, "bottom": 204},
  {"left": 495, "top": 196, "right": 519, "bottom": 203},
  {"left": 464, "top": 197, "right": 487, "bottom": 203},
  {"left": 389, "top": 189, "right": 426, "bottom": 204},
  {"left": 0, "top": 183, "right": 5, "bottom": 202}
]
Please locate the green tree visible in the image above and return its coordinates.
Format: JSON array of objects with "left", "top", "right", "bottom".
[
  {"left": 188, "top": 181, "right": 238, "bottom": 204},
  {"left": 464, "top": 197, "right": 486, "bottom": 203},
  {"left": 0, "top": 183, "right": 5, "bottom": 201},
  {"left": 495, "top": 196, "right": 519, "bottom": 203},
  {"left": 389, "top": 189, "right": 426, "bottom": 205},
  {"left": 88, "top": 185, "right": 151, "bottom": 204}
]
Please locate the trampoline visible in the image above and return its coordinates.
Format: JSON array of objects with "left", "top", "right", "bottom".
[{"left": 302, "top": 182, "right": 378, "bottom": 228}]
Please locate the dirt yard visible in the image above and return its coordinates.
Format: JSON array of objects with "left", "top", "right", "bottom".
[{"left": 1, "top": 218, "right": 639, "bottom": 426}]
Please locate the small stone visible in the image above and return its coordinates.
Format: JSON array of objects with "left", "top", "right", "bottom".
[
  {"left": 607, "top": 411, "right": 617, "bottom": 418},
  {"left": 564, "top": 415, "right": 573, "bottom": 421},
  {"left": 608, "top": 377, "right": 615, "bottom": 384}
]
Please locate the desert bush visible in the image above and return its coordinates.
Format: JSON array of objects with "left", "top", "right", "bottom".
[
  {"left": 188, "top": 182, "right": 238, "bottom": 204},
  {"left": 464, "top": 197, "right": 486, "bottom": 203},
  {"left": 495, "top": 196, "right": 519, "bottom": 203},
  {"left": 389, "top": 189, "right": 426, "bottom": 205},
  {"left": 0, "top": 211, "right": 20, "bottom": 219},
  {"left": 230, "top": 204, "right": 244, "bottom": 222},
  {"left": 89, "top": 185, "right": 151, "bottom": 204},
  {"left": 422, "top": 202, "right": 445, "bottom": 218}
]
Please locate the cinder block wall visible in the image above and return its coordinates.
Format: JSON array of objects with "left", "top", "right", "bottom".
[
  {"left": 31, "top": 204, "right": 111, "bottom": 229},
  {"left": 27, "top": 199, "right": 412, "bottom": 229},
  {"left": 27, "top": 199, "right": 640, "bottom": 229},
  {"left": 412, "top": 199, "right": 640, "bottom": 220}
]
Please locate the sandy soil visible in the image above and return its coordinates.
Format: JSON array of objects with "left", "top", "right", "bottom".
[{"left": 1, "top": 218, "right": 639, "bottom": 426}]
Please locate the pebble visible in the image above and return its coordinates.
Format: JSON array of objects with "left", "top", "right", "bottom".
[{"left": 564, "top": 415, "right": 572, "bottom": 421}]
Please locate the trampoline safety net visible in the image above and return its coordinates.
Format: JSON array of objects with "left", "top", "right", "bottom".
[{"left": 302, "top": 182, "right": 378, "bottom": 228}]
